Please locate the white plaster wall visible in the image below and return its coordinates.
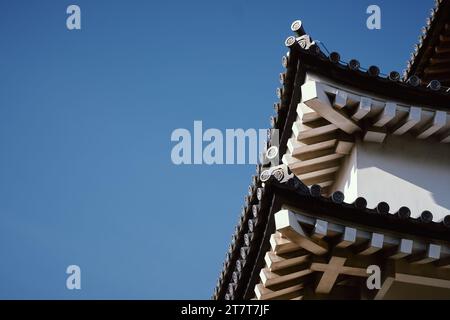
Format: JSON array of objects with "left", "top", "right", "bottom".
[
  {"left": 334, "top": 136, "right": 450, "bottom": 221},
  {"left": 332, "top": 146, "right": 358, "bottom": 203}
]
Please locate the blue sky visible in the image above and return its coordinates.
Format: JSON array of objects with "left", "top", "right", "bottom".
[{"left": 0, "top": 0, "right": 434, "bottom": 299}]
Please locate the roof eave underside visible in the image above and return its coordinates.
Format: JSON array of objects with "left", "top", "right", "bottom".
[{"left": 296, "top": 49, "right": 450, "bottom": 110}]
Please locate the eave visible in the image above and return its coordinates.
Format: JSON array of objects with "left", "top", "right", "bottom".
[
  {"left": 290, "top": 41, "right": 450, "bottom": 110},
  {"left": 214, "top": 11, "right": 450, "bottom": 300},
  {"left": 283, "top": 22, "right": 450, "bottom": 197},
  {"left": 405, "top": 0, "right": 450, "bottom": 86},
  {"left": 212, "top": 42, "right": 306, "bottom": 300},
  {"left": 254, "top": 176, "right": 450, "bottom": 300}
]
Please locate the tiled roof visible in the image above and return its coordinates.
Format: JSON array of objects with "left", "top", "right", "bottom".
[
  {"left": 213, "top": 36, "right": 305, "bottom": 300},
  {"left": 252, "top": 176, "right": 450, "bottom": 300},
  {"left": 404, "top": 0, "right": 450, "bottom": 86},
  {"left": 214, "top": 167, "right": 450, "bottom": 300},
  {"left": 275, "top": 175, "right": 450, "bottom": 239},
  {"left": 284, "top": 31, "right": 450, "bottom": 107},
  {"left": 214, "top": 5, "right": 450, "bottom": 299}
]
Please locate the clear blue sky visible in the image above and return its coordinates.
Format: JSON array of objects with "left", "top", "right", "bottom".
[{"left": 0, "top": 0, "right": 434, "bottom": 299}]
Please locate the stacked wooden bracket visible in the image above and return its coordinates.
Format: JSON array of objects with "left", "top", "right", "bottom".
[
  {"left": 254, "top": 209, "right": 450, "bottom": 300},
  {"left": 283, "top": 79, "right": 450, "bottom": 195}
]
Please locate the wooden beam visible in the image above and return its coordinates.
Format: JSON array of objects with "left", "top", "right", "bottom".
[
  {"left": 336, "top": 227, "right": 357, "bottom": 249},
  {"left": 297, "top": 103, "right": 321, "bottom": 123},
  {"left": 259, "top": 267, "right": 312, "bottom": 288},
  {"left": 386, "top": 239, "right": 413, "bottom": 259},
  {"left": 312, "top": 219, "right": 328, "bottom": 239},
  {"left": 288, "top": 138, "right": 337, "bottom": 159},
  {"left": 313, "top": 256, "right": 346, "bottom": 294},
  {"left": 287, "top": 153, "right": 344, "bottom": 175},
  {"left": 395, "top": 273, "right": 450, "bottom": 289},
  {"left": 363, "top": 128, "right": 387, "bottom": 143},
  {"left": 292, "top": 122, "right": 338, "bottom": 142},
  {"left": 393, "top": 106, "right": 421, "bottom": 135},
  {"left": 333, "top": 90, "right": 348, "bottom": 109},
  {"left": 275, "top": 210, "right": 328, "bottom": 255},
  {"left": 430, "top": 56, "right": 450, "bottom": 65},
  {"left": 311, "top": 256, "right": 368, "bottom": 294},
  {"left": 417, "top": 110, "right": 447, "bottom": 139},
  {"left": 255, "top": 283, "right": 304, "bottom": 300},
  {"left": 301, "top": 81, "right": 360, "bottom": 134},
  {"left": 282, "top": 153, "right": 296, "bottom": 166},
  {"left": 409, "top": 244, "right": 441, "bottom": 264},
  {"left": 297, "top": 166, "right": 340, "bottom": 185},
  {"left": 374, "top": 275, "right": 395, "bottom": 300},
  {"left": 357, "top": 233, "right": 384, "bottom": 256},
  {"left": 373, "top": 102, "right": 396, "bottom": 127},
  {"left": 335, "top": 140, "right": 354, "bottom": 154},
  {"left": 352, "top": 97, "right": 372, "bottom": 121},
  {"left": 380, "top": 259, "right": 450, "bottom": 293},
  {"left": 317, "top": 180, "right": 333, "bottom": 189},
  {"left": 435, "top": 256, "right": 450, "bottom": 269},
  {"left": 265, "top": 251, "right": 310, "bottom": 271},
  {"left": 435, "top": 45, "right": 450, "bottom": 55},
  {"left": 270, "top": 232, "right": 299, "bottom": 254},
  {"left": 424, "top": 65, "right": 450, "bottom": 74}
]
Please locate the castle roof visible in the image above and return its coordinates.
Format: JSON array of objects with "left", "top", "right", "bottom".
[{"left": 214, "top": 1, "right": 450, "bottom": 300}]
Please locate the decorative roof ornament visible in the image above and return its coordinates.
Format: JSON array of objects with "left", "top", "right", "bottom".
[
  {"left": 407, "top": 75, "right": 421, "bottom": 86},
  {"left": 396, "top": 206, "right": 411, "bottom": 219},
  {"left": 290, "top": 20, "right": 305, "bottom": 36},
  {"left": 266, "top": 146, "right": 279, "bottom": 161},
  {"left": 367, "top": 65, "right": 380, "bottom": 77},
  {"left": 284, "top": 36, "right": 296, "bottom": 47},
  {"left": 388, "top": 71, "right": 401, "bottom": 82},
  {"left": 285, "top": 34, "right": 318, "bottom": 53},
  {"left": 331, "top": 191, "right": 345, "bottom": 204},
  {"left": 281, "top": 55, "right": 288, "bottom": 68},
  {"left": 421, "top": 210, "right": 434, "bottom": 223},
  {"left": 329, "top": 52, "right": 340, "bottom": 64},
  {"left": 428, "top": 80, "right": 442, "bottom": 91},
  {"left": 348, "top": 59, "right": 360, "bottom": 71},
  {"left": 297, "top": 34, "right": 316, "bottom": 50},
  {"left": 259, "top": 164, "right": 293, "bottom": 184}
]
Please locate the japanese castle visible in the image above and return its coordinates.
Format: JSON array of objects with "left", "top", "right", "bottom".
[{"left": 214, "top": 0, "right": 450, "bottom": 300}]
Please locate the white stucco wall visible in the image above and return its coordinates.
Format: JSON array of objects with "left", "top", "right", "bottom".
[
  {"left": 333, "top": 136, "right": 450, "bottom": 221},
  {"left": 332, "top": 145, "right": 358, "bottom": 202}
]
